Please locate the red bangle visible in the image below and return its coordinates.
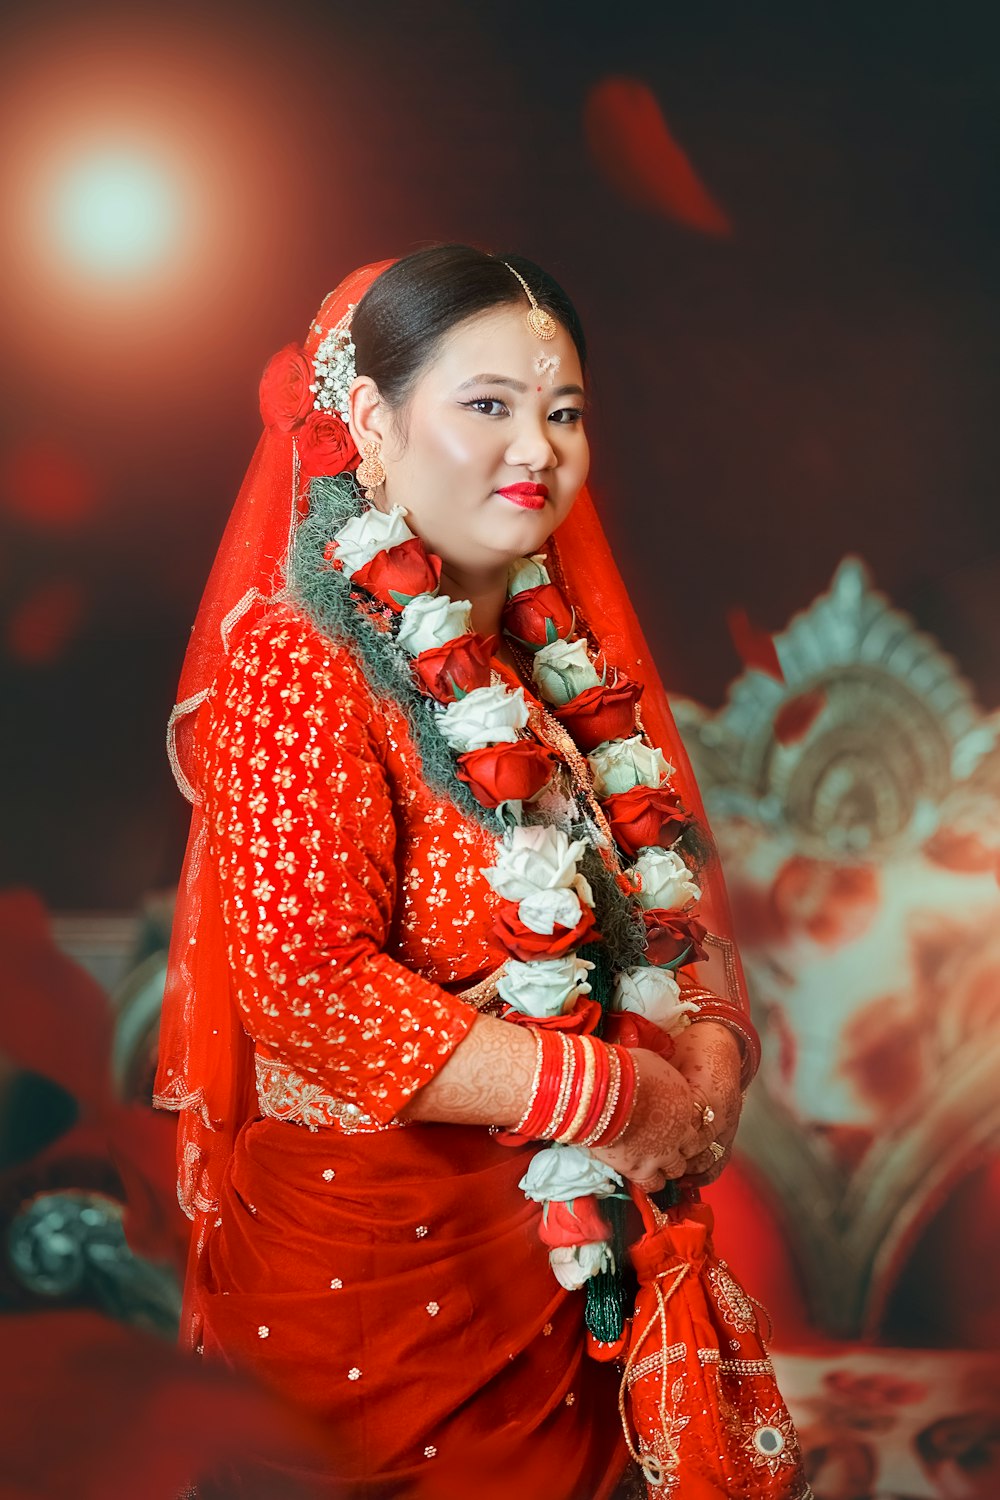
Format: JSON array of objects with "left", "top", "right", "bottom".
[
  {"left": 511, "top": 1029, "right": 564, "bottom": 1139},
  {"left": 508, "top": 1031, "right": 641, "bottom": 1147},
  {"left": 574, "top": 1036, "right": 612, "bottom": 1143},
  {"left": 587, "top": 1045, "right": 637, "bottom": 1147},
  {"left": 553, "top": 1034, "right": 589, "bottom": 1141}
]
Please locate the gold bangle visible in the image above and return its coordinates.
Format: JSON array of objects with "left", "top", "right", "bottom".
[
  {"left": 556, "top": 1035, "right": 596, "bottom": 1144},
  {"left": 542, "top": 1034, "right": 575, "bottom": 1140},
  {"left": 580, "top": 1045, "right": 621, "bottom": 1147}
]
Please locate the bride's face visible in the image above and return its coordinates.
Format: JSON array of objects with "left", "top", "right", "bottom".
[{"left": 354, "top": 304, "right": 589, "bottom": 576}]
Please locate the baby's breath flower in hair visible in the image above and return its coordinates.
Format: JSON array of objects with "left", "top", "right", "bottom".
[{"left": 311, "top": 306, "right": 358, "bottom": 421}]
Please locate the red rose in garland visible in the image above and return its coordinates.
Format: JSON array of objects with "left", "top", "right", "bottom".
[
  {"left": 455, "top": 740, "right": 554, "bottom": 808},
  {"left": 412, "top": 632, "right": 498, "bottom": 702},
  {"left": 601, "top": 782, "right": 691, "bottom": 859},
  {"left": 258, "top": 344, "right": 314, "bottom": 432},
  {"left": 492, "top": 898, "right": 598, "bottom": 961},
  {"left": 603, "top": 1008, "right": 678, "bottom": 1061},
  {"left": 298, "top": 411, "right": 360, "bottom": 477},
  {"left": 641, "top": 910, "right": 708, "bottom": 967},
  {"left": 502, "top": 995, "right": 603, "bottom": 1037},
  {"left": 537, "top": 1195, "right": 612, "bottom": 1249},
  {"left": 502, "top": 583, "right": 576, "bottom": 650},
  {"left": 553, "top": 672, "right": 644, "bottom": 753},
  {"left": 352, "top": 539, "right": 443, "bottom": 613}
]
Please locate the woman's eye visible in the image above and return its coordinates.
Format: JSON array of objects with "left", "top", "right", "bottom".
[
  {"left": 549, "top": 407, "right": 585, "bottom": 424},
  {"left": 464, "top": 398, "right": 509, "bottom": 417}
]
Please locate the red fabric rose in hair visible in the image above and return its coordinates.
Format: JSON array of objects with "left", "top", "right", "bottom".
[
  {"left": 642, "top": 910, "right": 708, "bottom": 967},
  {"left": 352, "top": 539, "right": 443, "bottom": 613},
  {"left": 538, "top": 1195, "right": 612, "bottom": 1249},
  {"left": 259, "top": 344, "right": 314, "bottom": 432},
  {"left": 502, "top": 584, "right": 576, "bottom": 649},
  {"left": 456, "top": 740, "right": 554, "bottom": 808},
  {"left": 412, "top": 631, "right": 497, "bottom": 702},
  {"left": 602, "top": 782, "right": 690, "bottom": 859},
  {"left": 553, "top": 673, "right": 643, "bottom": 753},
  {"left": 492, "top": 898, "right": 598, "bottom": 960},
  {"left": 297, "top": 411, "right": 360, "bottom": 477}
]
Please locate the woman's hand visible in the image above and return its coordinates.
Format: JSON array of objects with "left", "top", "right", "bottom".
[
  {"left": 590, "top": 1048, "right": 714, "bottom": 1195},
  {"left": 668, "top": 1021, "right": 744, "bottom": 1186}
]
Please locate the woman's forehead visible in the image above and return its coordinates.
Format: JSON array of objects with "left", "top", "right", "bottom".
[{"left": 427, "top": 304, "right": 582, "bottom": 384}]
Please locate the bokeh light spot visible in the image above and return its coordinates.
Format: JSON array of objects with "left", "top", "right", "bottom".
[
  {"left": 48, "top": 149, "right": 179, "bottom": 276},
  {"left": 585, "top": 77, "right": 731, "bottom": 236},
  {"left": 6, "top": 579, "right": 86, "bottom": 665},
  {"left": 0, "top": 443, "right": 99, "bottom": 529}
]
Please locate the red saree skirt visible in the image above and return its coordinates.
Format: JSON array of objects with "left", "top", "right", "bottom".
[{"left": 196, "top": 1116, "right": 629, "bottom": 1499}]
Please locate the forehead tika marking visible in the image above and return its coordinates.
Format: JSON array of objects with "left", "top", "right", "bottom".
[{"left": 533, "top": 353, "right": 562, "bottom": 386}]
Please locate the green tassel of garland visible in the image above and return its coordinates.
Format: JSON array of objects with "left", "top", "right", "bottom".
[
  {"left": 579, "top": 942, "right": 628, "bottom": 1343},
  {"left": 577, "top": 937, "right": 613, "bottom": 1021},
  {"left": 584, "top": 1193, "right": 628, "bottom": 1344}
]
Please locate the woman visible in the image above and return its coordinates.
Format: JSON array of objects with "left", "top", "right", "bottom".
[{"left": 155, "top": 246, "right": 761, "bottom": 1499}]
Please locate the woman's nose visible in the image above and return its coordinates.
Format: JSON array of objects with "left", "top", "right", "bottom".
[{"left": 506, "top": 419, "right": 557, "bottom": 474}]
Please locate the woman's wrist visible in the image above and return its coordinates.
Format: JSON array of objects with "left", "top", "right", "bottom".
[
  {"left": 401, "top": 1013, "right": 539, "bottom": 1127},
  {"left": 684, "top": 1006, "right": 760, "bottom": 1091}
]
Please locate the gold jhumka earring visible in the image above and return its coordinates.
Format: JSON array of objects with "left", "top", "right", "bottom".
[
  {"left": 501, "top": 262, "right": 557, "bottom": 340},
  {"left": 356, "top": 440, "right": 386, "bottom": 500}
]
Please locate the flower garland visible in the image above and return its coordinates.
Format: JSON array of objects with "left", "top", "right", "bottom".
[
  {"left": 317, "top": 495, "right": 709, "bottom": 1304},
  {"left": 259, "top": 336, "right": 713, "bottom": 1328}
]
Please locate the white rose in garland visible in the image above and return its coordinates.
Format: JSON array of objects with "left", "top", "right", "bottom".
[
  {"left": 517, "top": 887, "right": 586, "bottom": 936},
  {"left": 397, "top": 593, "right": 473, "bottom": 655},
  {"left": 507, "top": 553, "right": 551, "bottom": 594},
  {"left": 587, "top": 734, "right": 673, "bottom": 796},
  {"left": 482, "top": 824, "right": 589, "bottom": 902},
  {"left": 629, "top": 847, "right": 702, "bottom": 910},
  {"left": 332, "top": 504, "right": 415, "bottom": 577},
  {"left": 437, "top": 683, "right": 529, "bottom": 752},
  {"left": 549, "top": 1242, "right": 615, "bottom": 1291},
  {"left": 614, "top": 966, "right": 701, "bottom": 1033},
  {"left": 497, "top": 954, "right": 594, "bottom": 1017},
  {"left": 533, "top": 638, "right": 603, "bottom": 706},
  {"left": 519, "top": 1144, "right": 623, "bottom": 1203}
]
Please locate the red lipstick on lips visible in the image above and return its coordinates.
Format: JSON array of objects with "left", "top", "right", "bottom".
[{"left": 496, "top": 482, "right": 549, "bottom": 510}]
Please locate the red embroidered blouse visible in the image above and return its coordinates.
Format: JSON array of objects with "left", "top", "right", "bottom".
[{"left": 197, "top": 603, "right": 508, "bottom": 1131}]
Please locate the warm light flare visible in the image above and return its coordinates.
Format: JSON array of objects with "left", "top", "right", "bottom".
[
  {"left": 48, "top": 148, "right": 181, "bottom": 276},
  {"left": 0, "top": 20, "right": 306, "bottom": 370}
]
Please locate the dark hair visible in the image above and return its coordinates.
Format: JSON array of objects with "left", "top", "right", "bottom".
[{"left": 351, "top": 244, "right": 587, "bottom": 413}]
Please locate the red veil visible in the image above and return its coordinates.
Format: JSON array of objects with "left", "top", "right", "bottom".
[{"left": 153, "top": 258, "right": 750, "bottom": 1348}]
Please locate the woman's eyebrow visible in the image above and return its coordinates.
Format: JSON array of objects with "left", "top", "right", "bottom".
[
  {"left": 457, "top": 373, "right": 528, "bottom": 392},
  {"left": 456, "top": 374, "right": 586, "bottom": 399}
]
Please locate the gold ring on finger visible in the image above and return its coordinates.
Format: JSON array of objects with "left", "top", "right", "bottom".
[
  {"left": 695, "top": 1097, "right": 716, "bottom": 1128},
  {"left": 709, "top": 1141, "right": 726, "bottom": 1162}
]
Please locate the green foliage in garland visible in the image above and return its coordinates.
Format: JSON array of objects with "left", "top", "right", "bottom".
[
  {"left": 574, "top": 836, "right": 647, "bottom": 978},
  {"left": 288, "top": 474, "right": 496, "bottom": 830}
]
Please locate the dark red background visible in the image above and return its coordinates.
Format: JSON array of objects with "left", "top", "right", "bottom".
[{"left": 1, "top": 0, "right": 997, "bottom": 908}]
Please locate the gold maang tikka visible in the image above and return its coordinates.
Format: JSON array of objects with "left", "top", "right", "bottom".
[{"left": 501, "top": 262, "right": 557, "bottom": 340}]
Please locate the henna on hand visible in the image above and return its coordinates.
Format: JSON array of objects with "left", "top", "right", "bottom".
[
  {"left": 670, "top": 1021, "right": 744, "bottom": 1182},
  {"left": 590, "top": 1048, "right": 707, "bottom": 1192},
  {"left": 400, "top": 1014, "right": 538, "bottom": 1127}
]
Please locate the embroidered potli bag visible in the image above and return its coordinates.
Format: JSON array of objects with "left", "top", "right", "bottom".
[{"left": 614, "top": 1185, "right": 812, "bottom": 1499}]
